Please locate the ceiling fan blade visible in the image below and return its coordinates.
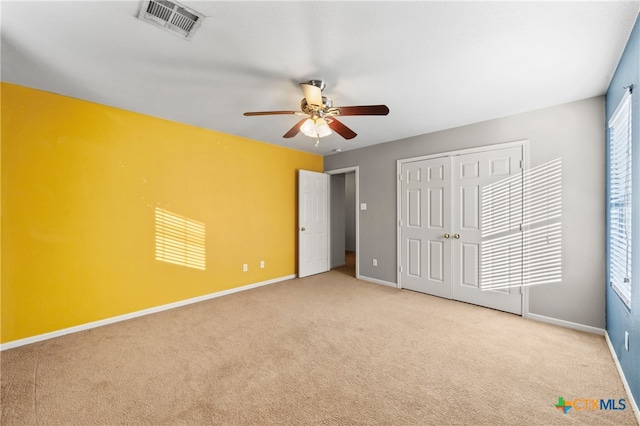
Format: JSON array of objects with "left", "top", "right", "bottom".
[
  {"left": 243, "top": 111, "right": 298, "bottom": 116},
  {"left": 330, "top": 105, "right": 390, "bottom": 116},
  {"left": 299, "top": 83, "right": 323, "bottom": 108},
  {"left": 283, "top": 118, "right": 308, "bottom": 138},
  {"left": 327, "top": 117, "right": 357, "bottom": 140}
]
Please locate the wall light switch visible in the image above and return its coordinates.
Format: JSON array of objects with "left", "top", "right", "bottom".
[
  {"left": 260, "top": 261, "right": 265, "bottom": 269},
  {"left": 360, "top": 203, "right": 367, "bottom": 211},
  {"left": 243, "top": 264, "right": 248, "bottom": 272},
  {"left": 373, "top": 259, "right": 377, "bottom": 266}
]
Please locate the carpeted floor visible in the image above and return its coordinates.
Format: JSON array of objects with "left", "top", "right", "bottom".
[{"left": 1, "top": 266, "right": 637, "bottom": 425}]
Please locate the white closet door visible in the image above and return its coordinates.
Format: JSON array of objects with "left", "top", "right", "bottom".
[
  {"left": 451, "top": 146, "right": 523, "bottom": 315},
  {"left": 400, "top": 157, "right": 452, "bottom": 299},
  {"left": 399, "top": 144, "right": 525, "bottom": 315}
]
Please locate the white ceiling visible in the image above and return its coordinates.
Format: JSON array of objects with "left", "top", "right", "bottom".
[{"left": 2, "top": 1, "right": 639, "bottom": 155}]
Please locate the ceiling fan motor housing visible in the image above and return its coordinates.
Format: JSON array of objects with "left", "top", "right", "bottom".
[
  {"left": 301, "top": 97, "right": 333, "bottom": 115},
  {"left": 306, "top": 79, "right": 326, "bottom": 92}
]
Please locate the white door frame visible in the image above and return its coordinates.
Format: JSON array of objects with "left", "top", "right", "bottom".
[
  {"left": 396, "top": 140, "right": 530, "bottom": 317},
  {"left": 325, "top": 166, "right": 360, "bottom": 279}
]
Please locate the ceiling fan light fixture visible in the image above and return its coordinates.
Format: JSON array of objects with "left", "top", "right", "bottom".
[
  {"left": 315, "top": 118, "right": 332, "bottom": 138},
  {"left": 300, "top": 118, "right": 316, "bottom": 137},
  {"left": 301, "top": 118, "right": 332, "bottom": 138}
]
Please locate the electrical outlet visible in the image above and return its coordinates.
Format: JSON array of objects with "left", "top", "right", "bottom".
[
  {"left": 243, "top": 264, "right": 248, "bottom": 272},
  {"left": 373, "top": 259, "right": 377, "bottom": 266},
  {"left": 260, "top": 261, "right": 265, "bottom": 269},
  {"left": 625, "top": 331, "right": 629, "bottom": 351}
]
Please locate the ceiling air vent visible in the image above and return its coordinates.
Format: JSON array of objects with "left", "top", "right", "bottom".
[{"left": 138, "top": 0, "right": 204, "bottom": 40}]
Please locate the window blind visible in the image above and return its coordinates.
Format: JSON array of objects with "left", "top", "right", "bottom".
[{"left": 608, "top": 89, "right": 632, "bottom": 307}]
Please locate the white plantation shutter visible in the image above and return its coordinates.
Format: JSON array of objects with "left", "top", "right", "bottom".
[{"left": 608, "top": 89, "right": 632, "bottom": 307}]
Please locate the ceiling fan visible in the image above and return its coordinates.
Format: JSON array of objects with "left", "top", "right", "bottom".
[{"left": 243, "top": 80, "right": 389, "bottom": 146}]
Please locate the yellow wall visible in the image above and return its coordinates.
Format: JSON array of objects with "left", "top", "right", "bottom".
[{"left": 1, "top": 82, "right": 323, "bottom": 344}]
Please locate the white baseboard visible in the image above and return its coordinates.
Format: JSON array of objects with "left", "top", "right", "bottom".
[
  {"left": 605, "top": 332, "right": 640, "bottom": 424},
  {"left": 357, "top": 275, "right": 398, "bottom": 288},
  {"left": 0, "top": 274, "right": 296, "bottom": 351},
  {"left": 526, "top": 312, "right": 605, "bottom": 335}
]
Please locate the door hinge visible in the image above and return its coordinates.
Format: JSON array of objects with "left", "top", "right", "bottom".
[
  {"left": 399, "top": 266, "right": 403, "bottom": 273},
  {"left": 398, "top": 173, "right": 403, "bottom": 181},
  {"left": 399, "top": 219, "right": 403, "bottom": 227},
  {"left": 519, "top": 160, "right": 524, "bottom": 169}
]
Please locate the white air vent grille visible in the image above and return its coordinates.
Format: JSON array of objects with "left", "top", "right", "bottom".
[{"left": 138, "top": 0, "right": 203, "bottom": 39}]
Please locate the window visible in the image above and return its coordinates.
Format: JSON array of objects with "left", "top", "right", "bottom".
[
  {"left": 155, "top": 207, "right": 206, "bottom": 270},
  {"left": 608, "top": 89, "right": 632, "bottom": 308}
]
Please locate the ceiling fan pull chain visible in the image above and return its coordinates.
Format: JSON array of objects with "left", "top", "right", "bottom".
[{"left": 315, "top": 136, "right": 320, "bottom": 147}]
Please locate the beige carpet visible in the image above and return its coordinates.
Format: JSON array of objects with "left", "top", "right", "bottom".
[{"left": 1, "top": 270, "right": 637, "bottom": 425}]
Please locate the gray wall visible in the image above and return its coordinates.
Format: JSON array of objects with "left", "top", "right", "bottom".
[
  {"left": 345, "top": 172, "right": 356, "bottom": 252},
  {"left": 325, "top": 96, "right": 606, "bottom": 329},
  {"left": 330, "top": 174, "right": 346, "bottom": 268}
]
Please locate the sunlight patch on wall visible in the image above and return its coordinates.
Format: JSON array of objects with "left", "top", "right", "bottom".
[
  {"left": 155, "top": 207, "right": 206, "bottom": 270},
  {"left": 480, "top": 159, "right": 562, "bottom": 290}
]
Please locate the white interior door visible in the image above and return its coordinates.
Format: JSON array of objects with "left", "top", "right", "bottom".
[
  {"left": 451, "top": 146, "right": 523, "bottom": 314},
  {"left": 400, "top": 157, "right": 452, "bottom": 298},
  {"left": 298, "top": 170, "right": 329, "bottom": 278},
  {"left": 399, "top": 144, "right": 524, "bottom": 315}
]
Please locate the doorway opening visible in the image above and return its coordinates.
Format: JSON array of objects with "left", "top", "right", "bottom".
[
  {"left": 333, "top": 250, "right": 356, "bottom": 277},
  {"left": 327, "top": 167, "right": 358, "bottom": 278}
]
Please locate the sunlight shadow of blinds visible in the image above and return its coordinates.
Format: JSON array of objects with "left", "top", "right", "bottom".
[
  {"left": 155, "top": 207, "right": 206, "bottom": 270},
  {"left": 481, "top": 159, "right": 562, "bottom": 290}
]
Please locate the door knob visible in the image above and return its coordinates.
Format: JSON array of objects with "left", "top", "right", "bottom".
[
  {"left": 301, "top": 227, "right": 306, "bottom": 231},
  {"left": 454, "top": 233, "right": 460, "bottom": 239},
  {"left": 444, "top": 233, "right": 450, "bottom": 239}
]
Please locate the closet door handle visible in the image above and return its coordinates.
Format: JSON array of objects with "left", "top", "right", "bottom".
[
  {"left": 454, "top": 233, "right": 460, "bottom": 239},
  {"left": 444, "top": 233, "right": 450, "bottom": 239}
]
